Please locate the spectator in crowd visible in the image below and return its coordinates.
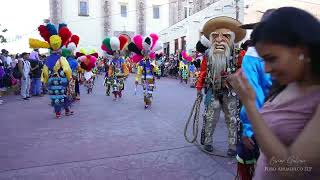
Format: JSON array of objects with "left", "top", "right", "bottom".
[
  {"left": 18, "top": 52, "right": 31, "bottom": 100},
  {"left": 29, "top": 49, "right": 43, "bottom": 96},
  {"left": 11, "top": 54, "right": 19, "bottom": 68},
  {"left": 235, "top": 9, "right": 275, "bottom": 180},
  {"left": 0, "top": 56, "right": 4, "bottom": 105},
  {"left": 228, "top": 7, "right": 320, "bottom": 179}
]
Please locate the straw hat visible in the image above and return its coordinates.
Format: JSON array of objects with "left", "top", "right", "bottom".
[
  {"left": 240, "top": 9, "right": 277, "bottom": 29},
  {"left": 202, "top": 16, "right": 246, "bottom": 43}
]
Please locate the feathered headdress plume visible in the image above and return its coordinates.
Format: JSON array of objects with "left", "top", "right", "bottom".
[
  {"left": 76, "top": 48, "right": 98, "bottom": 72},
  {"left": 31, "top": 23, "right": 74, "bottom": 51},
  {"left": 101, "top": 35, "right": 129, "bottom": 55},
  {"left": 127, "top": 33, "right": 163, "bottom": 63}
]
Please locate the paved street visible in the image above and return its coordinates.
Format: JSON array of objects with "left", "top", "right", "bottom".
[{"left": 0, "top": 75, "right": 237, "bottom": 180}]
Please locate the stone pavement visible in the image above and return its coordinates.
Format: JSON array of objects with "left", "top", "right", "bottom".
[{"left": 0, "top": 75, "right": 237, "bottom": 180}]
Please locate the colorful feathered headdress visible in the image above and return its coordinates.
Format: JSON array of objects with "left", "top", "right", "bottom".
[
  {"left": 62, "top": 34, "right": 80, "bottom": 57},
  {"left": 101, "top": 34, "right": 129, "bottom": 56},
  {"left": 181, "top": 51, "right": 193, "bottom": 62},
  {"left": 127, "top": 33, "right": 163, "bottom": 63},
  {"left": 76, "top": 48, "right": 98, "bottom": 72},
  {"left": 29, "top": 23, "right": 73, "bottom": 51}
]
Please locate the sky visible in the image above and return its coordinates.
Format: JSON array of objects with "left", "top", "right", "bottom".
[
  {"left": 0, "top": 0, "right": 319, "bottom": 54},
  {"left": 0, "top": 0, "right": 49, "bottom": 54}
]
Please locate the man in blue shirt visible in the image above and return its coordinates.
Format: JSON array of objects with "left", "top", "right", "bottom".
[
  {"left": 235, "top": 9, "right": 275, "bottom": 180},
  {"left": 239, "top": 44, "right": 272, "bottom": 148}
]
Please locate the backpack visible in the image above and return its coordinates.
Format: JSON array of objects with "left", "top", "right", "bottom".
[{"left": 12, "top": 65, "right": 22, "bottom": 79}]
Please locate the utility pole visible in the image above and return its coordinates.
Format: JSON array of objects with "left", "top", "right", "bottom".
[{"left": 235, "top": 0, "right": 239, "bottom": 21}]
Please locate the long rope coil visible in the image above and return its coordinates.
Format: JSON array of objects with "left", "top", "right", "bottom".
[
  {"left": 184, "top": 93, "right": 203, "bottom": 143},
  {"left": 184, "top": 93, "right": 229, "bottom": 158}
]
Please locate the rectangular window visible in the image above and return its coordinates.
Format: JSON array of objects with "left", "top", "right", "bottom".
[
  {"left": 184, "top": 7, "right": 188, "bottom": 18},
  {"left": 121, "top": 4, "right": 127, "bottom": 17},
  {"left": 79, "top": 0, "right": 89, "bottom": 16},
  {"left": 181, "top": 36, "right": 186, "bottom": 51},
  {"left": 153, "top": 6, "right": 160, "bottom": 19},
  {"left": 174, "top": 39, "right": 179, "bottom": 53}
]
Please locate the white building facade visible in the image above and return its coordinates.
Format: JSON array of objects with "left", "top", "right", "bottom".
[
  {"left": 49, "top": 0, "right": 169, "bottom": 54},
  {"left": 160, "top": 0, "right": 245, "bottom": 55}
]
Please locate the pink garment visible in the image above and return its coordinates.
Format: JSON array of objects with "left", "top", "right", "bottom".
[{"left": 253, "top": 83, "right": 320, "bottom": 180}]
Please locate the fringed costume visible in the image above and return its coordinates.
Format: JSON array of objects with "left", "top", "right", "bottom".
[
  {"left": 76, "top": 48, "right": 98, "bottom": 94},
  {"left": 127, "top": 34, "right": 162, "bottom": 109},
  {"left": 62, "top": 34, "right": 80, "bottom": 102},
  {"left": 194, "top": 17, "right": 246, "bottom": 156},
  {"left": 29, "top": 23, "right": 74, "bottom": 118},
  {"left": 101, "top": 35, "right": 129, "bottom": 100}
]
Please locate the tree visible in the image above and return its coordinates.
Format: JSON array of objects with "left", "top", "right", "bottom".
[{"left": 0, "top": 24, "right": 8, "bottom": 43}]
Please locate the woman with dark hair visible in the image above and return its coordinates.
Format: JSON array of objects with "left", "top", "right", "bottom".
[{"left": 228, "top": 7, "right": 320, "bottom": 179}]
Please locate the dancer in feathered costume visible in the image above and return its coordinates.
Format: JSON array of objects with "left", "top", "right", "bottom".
[
  {"left": 101, "top": 35, "right": 129, "bottom": 100},
  {"left": 128, "top": 33, "right": 162, "bottom": 109},
  {"left": 180, "top": 51, "right": 193, "bottom": 84},
  {"left": 76, "top": 48, "right": 98, "bottom": 94},
  {"left": 29, "top": 23, "right": 73, "bottom": 119},
  {"left": 62, "top": 35, "right": 80, "bottom": 101}
]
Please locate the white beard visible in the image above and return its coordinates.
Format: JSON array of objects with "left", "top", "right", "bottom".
[{"left": 207, "top": 44, "right": 231, "bottom": 80}]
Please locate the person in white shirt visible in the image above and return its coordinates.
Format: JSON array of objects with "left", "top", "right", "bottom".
[
  {"left": 11, "top": 54, "right": 19, "bottom": 68},
  {"left": 18, "top": 53, "right": 31, "bottom": 100},
  {"left": 6, "top": 55, "right": 12, "bottom": 67}
]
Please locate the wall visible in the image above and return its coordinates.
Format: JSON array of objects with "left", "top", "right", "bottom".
[
  {"left": 243, "top": 0, "right": 320, "bottom": 39},
  {"left": 61, "top": 0, "right": 104, "bottom": 54},
  {"left": 111, "top": 0, "right": 137, "bottom": 35},
  {"left": 159, "top": 0, "right": 244, "bottom": 54},
  {"left": 145, "top": 0, "right": 170, "bottom": 35}
]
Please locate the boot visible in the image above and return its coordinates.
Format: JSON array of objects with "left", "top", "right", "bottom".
[
  {"left": 204, "top": 145, "right": 213, "bottom": 152},
  {"left": 65, "top": 109, "right": 74, "bottom": 116},
  {"left": 227, "top": 149, "right": 236, "bottom": 157},
  {"left": 56, "top": 112, "right": 62, "bottom": 119}
]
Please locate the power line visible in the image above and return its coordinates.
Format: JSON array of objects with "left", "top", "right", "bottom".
[{"left": 66, "top": 1, "right": 178, "bottom": 24}]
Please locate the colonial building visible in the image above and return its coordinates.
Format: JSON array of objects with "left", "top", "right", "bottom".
[
  {"left": 161, "top": 0, "right": 320, "bottom": 55},
  {"left": 169, "top": 0, "right": 219, "bottom": 26},
  {"left": 161, "top": 0, "right": 244, "bottom": 54},
  {"left": 49, "top": 0, "right": 169, "bottom": 54}
]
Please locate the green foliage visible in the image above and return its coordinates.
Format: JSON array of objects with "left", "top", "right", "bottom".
[{"left": 0, "top": 24, "right": 7, "bottom": 43}]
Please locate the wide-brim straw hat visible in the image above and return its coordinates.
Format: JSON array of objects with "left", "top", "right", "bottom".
[
  {"left": 240, "top": 9, "right": 277, "bottom": 29},
  {"left": 202, "top": 16, "right": 246, "bottom": 43}
]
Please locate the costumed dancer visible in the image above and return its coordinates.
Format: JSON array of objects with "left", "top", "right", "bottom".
[
  {"left": 180, "top": 51, "right": 193, "bottom": 84},
  {"left": 29, "top": 23, "right": 73, "bottom": 119},
  {"left": 193, "top": 17, "right": 246, "bottom": 156},
  {"left": 189, "top": 62, "right": 196, "bottom": 88},
  {"left": 103, "top": 57, "right": 112, "bottom": 96},
  {"left": 76, "top": 48, "right": 98, "bottom": 94},
  {"left": 101, "top": 35, "right": 129, "bottom": 100},
  {"left": 127, "top": 33, "right": 162, "bottom": 109},
  {"left": 62, "top": 34, "right": 80, "bottom": 102}
]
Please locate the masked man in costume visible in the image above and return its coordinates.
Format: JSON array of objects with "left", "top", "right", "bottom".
[
  {"left": 127, "top": 34, "right": 162, "bottom": 109},
  {"left": 195, "top": 16, "right": 246, "bottom": 156},
  {"left": 30, "top": 23, "right": 73, "bottom": 119},
  {"left": 101, "top": 35, "right": 129, "bottom": 101}
]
